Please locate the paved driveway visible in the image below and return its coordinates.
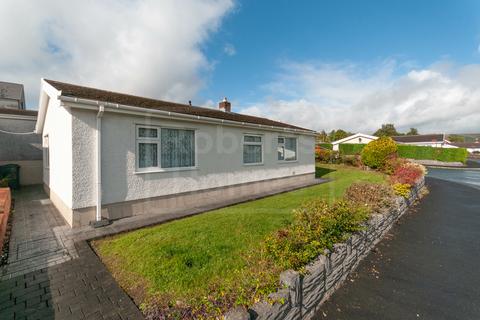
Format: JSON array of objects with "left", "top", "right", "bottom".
[
  {"left": 316, "top": 177, "right": 480, "bottom": 320},
  {"left": 0, "top": 186, "right": 143, "bottom": 320}
]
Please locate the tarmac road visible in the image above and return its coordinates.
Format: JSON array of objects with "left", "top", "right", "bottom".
[{"left": 316, "top": 177, "right": 480, "bottom": 320}]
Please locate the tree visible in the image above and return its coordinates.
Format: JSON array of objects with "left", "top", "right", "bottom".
[
  {"left": 329, "top": 129, "right": 350, "bottom": 141},
  {"left": 316, "top": 130, "right": 329, "bottom": 143},
  {"left": 406, "top": 128, "right": 419, "bottom": 135},
  {"left": 373, "top": 124, "right": 400, "bottom": 137}
]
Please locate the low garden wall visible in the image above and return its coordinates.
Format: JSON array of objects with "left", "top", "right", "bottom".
[
  {"left": 225, "top": 178, "right": 425, "bottom": 320},
  {"left": 0, "top": 188, "right": 12, "bottom": 253}
]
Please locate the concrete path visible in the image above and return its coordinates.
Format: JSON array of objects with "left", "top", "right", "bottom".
[
  {"left": 316, "top": 177, "right": 480, "bottom": 320},
  {"left": 1, "top": 187, "right": 77, "bottom": 280}
]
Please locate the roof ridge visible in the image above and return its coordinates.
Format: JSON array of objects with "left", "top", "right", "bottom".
[{"left": 43, "top": 79, "right": 313, "bottom": 132}]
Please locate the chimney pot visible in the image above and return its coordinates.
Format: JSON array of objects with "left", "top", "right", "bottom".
[{"left": 219, "top": 97, "right": 231, "bottom": 112}]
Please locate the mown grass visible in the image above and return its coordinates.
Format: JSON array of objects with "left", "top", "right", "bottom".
[{"left": 92, "top": 164, "right": 385, "bottom": 315}]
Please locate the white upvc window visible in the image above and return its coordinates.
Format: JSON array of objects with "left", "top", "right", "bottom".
[
  {"left": 243, "top": 134, "right": 263, "bottom": 165},
  {"left": 278, "top": 136, "right": 297, "bottom": 161},
  {"left": 136, "top": 125, "right": 195, "bottom": 171}
]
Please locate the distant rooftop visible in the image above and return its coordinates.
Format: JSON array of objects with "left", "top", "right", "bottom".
[
  {"left": 0, "top": 81, "right": 26, "bottom": 110},
  {"left": 392, "top": 134, "right": 445, "bottom": 143}
]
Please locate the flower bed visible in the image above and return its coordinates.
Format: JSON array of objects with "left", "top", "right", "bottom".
[
  {"left": 224, "top": 138, "right": 427, "bottom": 319},
  {"left": 225, "top": 178, "right": 425, "bottom": 320}
]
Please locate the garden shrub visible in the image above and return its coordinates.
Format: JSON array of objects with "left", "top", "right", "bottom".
[
  {"left": 264, "top": 200, "right": 369, "bottom": 270},
  {"left": 397, "top": 145, "right": 468, "bottom": 163},
  {"left": 382, "top": 154, "right": 408, "bottom": 175},
  {"left": 318, "top": 143, "right": 333, "bottom": 150},
  {"left": 315, "top": 147, "right": 332, "bottom": 162},
  {"left": 392, "top": 183, "right": 411, "bottom": 198},
  {"left": 315, "top": 147, "right": 340, "bottom": 164},
  {"left": 344, "top": 182, "right": 395, "bottom": 214},
  {"left": 390, "top": 162, "right": 425, "bottom": 185},
  {"left": 339, "top": 143, "right": 366, "bottom": 155},
  {"left": 0, "top": 178, "right": 8, "bottom": 188},
  {"left": 361, "top": 137, "right": 398, "bottom": 169},
  {"left": 341, "top": 154, "right": 362, "bottom": 167}
]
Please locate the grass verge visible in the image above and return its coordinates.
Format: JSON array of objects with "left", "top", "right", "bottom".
[{"left": 92, "top": 164, "right": 385, "bottom": 318}]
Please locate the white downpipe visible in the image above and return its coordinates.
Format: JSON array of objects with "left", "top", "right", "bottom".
[{"left": 96, "top": 105, "right": 105, "bottom": 221}]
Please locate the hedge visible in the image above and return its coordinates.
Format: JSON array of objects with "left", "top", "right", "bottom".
[
  {"left": 318, "top": 143, "right": 333, "bottom": 150},
  {"left": 338, "top": 143, "right": 468, "bottom": 163},
  {"left": 339, "top": 144, "right": 366, "bottom": 155},
  {"left": 397, "top": 145, "right": 468, "bottom": 163}
]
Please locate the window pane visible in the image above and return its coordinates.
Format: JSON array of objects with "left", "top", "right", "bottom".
[
  {"left": 278, "top": 137, "right": 285, "bottom": 144},
  {"left": 285, "top": 138, "right": 297, "bottom": 161},
  {"left": 161, "top": 128, "right": 195, "bottom": 168},
  {"left": 243, "top": 145, "right": 262, "bottom": 164},
  {"left": 278, "top": 146, "right": 285, "bottom": 160},
  {"left": 139, "top": 127, "right": 158, "bottom": 138},
  {"left": 244, "top": 135, "right": 261, "bottom": 143},
  {"left": 139, "top": 143, "right": 158, "bottom": 168}
]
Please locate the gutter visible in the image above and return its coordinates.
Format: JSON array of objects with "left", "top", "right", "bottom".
[{"left": 58, "top": 96, "right": 317, "bottom": 136}]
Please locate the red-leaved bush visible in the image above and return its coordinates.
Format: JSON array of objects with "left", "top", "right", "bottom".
[{"left": 390, "top": 163, "right": 424, "bottom": 185}]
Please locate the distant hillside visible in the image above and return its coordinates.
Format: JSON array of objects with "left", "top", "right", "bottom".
[{"left": 448, "top": 133, "right": 480, "bottom": 142}]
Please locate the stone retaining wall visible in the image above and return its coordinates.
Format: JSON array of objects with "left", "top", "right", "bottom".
[{"left": 225, "top": 178, "right": 425, "bottom": 320}]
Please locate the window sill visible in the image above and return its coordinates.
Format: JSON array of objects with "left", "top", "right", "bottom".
[
  {"left": 134, "top": 166, "right": 198, "bottom": 174},
  {"left": 277, "top": 160, "right": 298, "bottom": 164},
  {"left": 243, "top": 162, "right": 264, "bottom": 166}
]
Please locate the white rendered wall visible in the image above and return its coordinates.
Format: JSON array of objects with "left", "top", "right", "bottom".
[
  {"left": 42, "top": 98, "right": 73, "bottom": 211},
  {"left": 333, "top": 136, "right": 376, "bottom": 151},
  {"left": 70, "top": 109, "right": 315, "bottom": 209}
]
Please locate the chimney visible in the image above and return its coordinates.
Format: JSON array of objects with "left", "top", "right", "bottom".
[{"left": 219, "top": 97, "right": 231, "bottom": 112}]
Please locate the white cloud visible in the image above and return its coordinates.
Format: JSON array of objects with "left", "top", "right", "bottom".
[
  {"left": 223, "top": 43, "right": 236, "bottom": 56},
  {"left": 241, "top": 60, "right": 480, "bottom": 133},
  {"left": 0, "top": 0, "right": 234, "bottom": 108}
]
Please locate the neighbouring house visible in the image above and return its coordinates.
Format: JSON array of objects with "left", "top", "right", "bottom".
[
  {"left": 447, "top": 141, "right": 480, "bottom": 154},
  {"left": 35, "top": 79, "right": 316, "bottom": 227},
  {"left": 0, "top": 108, "right": 43, "bottom": 185},
  {"left": 391, "top": 134, "right": 452, "bottom": 148},
  {"left": 0, "top": 81, "right": 26, "bottom": 110},
  {"left": 331, "top": 133, "right": 378, "bottom": 151}
]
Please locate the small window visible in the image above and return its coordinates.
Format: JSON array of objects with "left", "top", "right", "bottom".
[
  {"left": 243, "top": 135, "right": 263, "bottom": 164},
  {"left": 138, "top": 127, "right": 158, "bottom": 138},
  {"left": 137, "top": 127, "right": 159, "bottom": 169},
  {"left": 278, "top": 136, "right": 297, "bottom": 161}
]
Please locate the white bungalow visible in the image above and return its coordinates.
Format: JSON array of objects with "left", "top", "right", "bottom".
[
  {"left": 34, "top": 79, "right": 316, "bottom": 227},
  {"left": 331, "top": 133, "right": 378, "bottom": 151}
]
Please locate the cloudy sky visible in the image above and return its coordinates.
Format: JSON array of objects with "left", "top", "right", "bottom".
[{"left": 1, "top": 0, "right": 480, "bottom": 133}]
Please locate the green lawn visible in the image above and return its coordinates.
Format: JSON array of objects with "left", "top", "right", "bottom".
[{"left": 92, "top": 164, "right": 385, "bottom": 314}]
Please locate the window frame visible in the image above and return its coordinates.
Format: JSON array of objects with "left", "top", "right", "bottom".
[
  {"left": 243, "top": 134, "right": 264, "bottom": 165},
  {"left": 277, "top": 136, "right": 298, "bottom": 163},
  {"left": 135, "top": 124, "right": 197, "bottom": 173}
]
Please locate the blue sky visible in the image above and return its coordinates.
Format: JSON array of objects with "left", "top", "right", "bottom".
[
  {"left": 1, "top": 0, "right": 480, "bottom": 133},
  {"left": 201, "top": 0, "right": 480, "bottom": 104}
]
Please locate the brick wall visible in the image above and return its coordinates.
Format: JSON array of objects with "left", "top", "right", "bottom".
[
  {"left": 225, "top": 178, "right": 425, "bottom": 320},
  {"left": 0, "top": 187, "right": 12, "bottom": 252}
]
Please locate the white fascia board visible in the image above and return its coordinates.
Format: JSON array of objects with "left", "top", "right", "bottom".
[
  {"left": 59, "top": 96, "right": 317, "bottom": 136},
  {"left": 34, "top": 79, "right": 60, "bottom": 134}
]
